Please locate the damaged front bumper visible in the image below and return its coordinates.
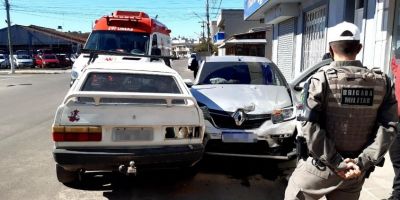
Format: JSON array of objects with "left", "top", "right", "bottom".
[{"left": 204, "top": 119, "right": 297, "bottom": 160}]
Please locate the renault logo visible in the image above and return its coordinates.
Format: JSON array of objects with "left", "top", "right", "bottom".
[{"left": 233, "top": 110, "right": 246, "bottom": 126}]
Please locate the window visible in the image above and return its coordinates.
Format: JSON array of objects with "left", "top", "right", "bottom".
[
  {"left": 81, "top": 72, "right": 181, "bottom": 94},
  {"left": 43, "top": 55, "right": 56, "bottom": 59},
  {"left": 197, "top": 62, "right": 285, "bottom": 86},
  {"left": 85, "top": 31, "right": 150, "bottom": 54}
]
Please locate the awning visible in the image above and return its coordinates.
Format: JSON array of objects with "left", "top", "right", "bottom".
[
  {"left": 244, "top": 0, "right": 301, "bottom": 21},
  {"left": 219, "top": 39, "right": 267, "bottom": 48}
]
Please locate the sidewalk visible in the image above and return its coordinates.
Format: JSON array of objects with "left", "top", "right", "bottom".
[
  {"left": 360, "top": 153, "right": 394, "bottom": 200},
  {"left": 0, "top": 68, "right": 71, "bottom": 74}
]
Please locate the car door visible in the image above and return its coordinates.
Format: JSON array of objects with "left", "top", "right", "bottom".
[{"left": 289, "top": 59, "right": 332, "bottom": 107}]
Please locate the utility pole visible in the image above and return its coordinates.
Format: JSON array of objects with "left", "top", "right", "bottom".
[
  {"left": 201, "top": 21, "right": 205, "bottom": 42},
  {"left": 205, "top": 0, "right": 211, "bottom": 53},
  {"left": 5, "top": 0, "right": 15, "bottom": 74}
]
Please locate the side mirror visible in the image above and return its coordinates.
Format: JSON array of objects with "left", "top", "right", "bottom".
[
  {"left": 151, "top": 48, "right": 161, "bottom": 56},
  {"left": 294, "top": 81, "right": 306, "bottom": 91},
  {"left": 183, "top": 79, "right": 194, "bottom": 88},
  {"left": 150, "top": 48, "right": 162, "bottom": 62}
]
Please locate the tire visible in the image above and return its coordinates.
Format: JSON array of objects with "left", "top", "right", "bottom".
[
  {"left": 56, "top": 164, "right": 78, "bottom": 184},
  {"left": 181, "top": 161, "right": 201, "bottom": 178}
]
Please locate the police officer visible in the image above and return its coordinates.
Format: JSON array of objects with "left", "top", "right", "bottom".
[{"left": 285, "top": 22, "right": 398, "bottom": 200}]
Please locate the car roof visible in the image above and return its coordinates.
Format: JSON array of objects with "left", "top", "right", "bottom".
[
  {"left": 85, "top": 61, "right": 177, "bottom": 74},
  {"left": 203, "top": 55, "right": 272, "bottom": 63}
]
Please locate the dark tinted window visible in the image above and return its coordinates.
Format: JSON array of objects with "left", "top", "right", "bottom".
[
  {"left": 85, "top": 31, "right": 150, "bottom": 54},
  {"left": 197, "top": 61, "right": 285, "bottom": 86},
  {"left": 17, "top": 55, "right": 31, "bottom": 59},
  {"left": 43, "top": 55, "right": 56, "bottom": 59},
  {"left": 82, "top": 73, "right": 181, "bottom": 94}
]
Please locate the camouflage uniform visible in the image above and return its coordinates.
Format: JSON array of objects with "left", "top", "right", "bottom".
[{"left": 285, "top": 60, "right": 398, "bottom": 200}]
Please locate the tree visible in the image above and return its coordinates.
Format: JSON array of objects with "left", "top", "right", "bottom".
[{"left": 193, "top": 39, "right": 218, "bottom": 55}]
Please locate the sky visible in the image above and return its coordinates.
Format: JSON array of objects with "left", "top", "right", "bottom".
[{"left": 0, "top": 0, "right": 243, "bottom": 38}]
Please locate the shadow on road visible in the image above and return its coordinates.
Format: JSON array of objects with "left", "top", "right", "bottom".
[{"left": 64, "top": 156, "right": 294, "bottom": 200}]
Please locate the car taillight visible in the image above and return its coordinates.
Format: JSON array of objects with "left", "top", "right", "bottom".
[{"left": 52, "top": 126, "right": 102, "bottom": 142}]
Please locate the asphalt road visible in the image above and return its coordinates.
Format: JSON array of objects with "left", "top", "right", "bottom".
[{"left": 0, "top": 59, "right": 292, "bottom": 200}]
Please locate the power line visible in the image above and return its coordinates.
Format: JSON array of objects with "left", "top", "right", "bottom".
[{"left": 213, "top": 0, "right": 223, "bottom": 18}]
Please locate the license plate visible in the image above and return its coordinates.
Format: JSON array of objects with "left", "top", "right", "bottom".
[
  {"left": 112, "top": 127, "right": 153, "bottom": 141},
  {"left": 222, "top": 132, "right": 257, "bottom": 143}
]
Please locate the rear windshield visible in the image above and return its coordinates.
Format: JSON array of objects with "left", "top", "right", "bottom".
[
  {"left": 0, "top": 55, "right": 4, "bottom": 59},
  {"left": 81, "top": 72, "right": 181, "bottom": 94},
  {"left": 197, "top": 61, "right": 285, "bottom": 86}
]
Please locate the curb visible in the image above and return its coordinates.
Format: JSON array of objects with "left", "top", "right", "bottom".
[{"left": 0, "top": 69, "right": 71, "bottom": 75}]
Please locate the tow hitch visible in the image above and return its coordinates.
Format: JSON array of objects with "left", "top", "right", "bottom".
[{"left": 118, "top": 161, "right": 137, "bottom": 176}]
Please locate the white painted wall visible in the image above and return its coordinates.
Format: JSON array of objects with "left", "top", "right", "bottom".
[
  {"left": 272, "top": 24, "right": 278, "bottom": 63},
  {"left": 267, "top": 0, "right": 393, "bottom": 80}
]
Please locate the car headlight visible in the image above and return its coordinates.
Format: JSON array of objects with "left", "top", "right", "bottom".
[
  {"left": 71, "top": 70, "right": 79, "bottom": 79},
  {"left": 271, "top": 107, "right": 294, "bottom": 124},
  {"left": 200, "top": 106, "right": 213, "bottom": 121}
]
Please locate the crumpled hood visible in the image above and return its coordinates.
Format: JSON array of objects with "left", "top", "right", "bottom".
[{"left": 191, "top": 85, "right": 292, "bottom": 114}]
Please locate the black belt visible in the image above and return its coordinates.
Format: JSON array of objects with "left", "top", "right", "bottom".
[{"left": 311, "top": 158, "right": 327, "bottom": 170}]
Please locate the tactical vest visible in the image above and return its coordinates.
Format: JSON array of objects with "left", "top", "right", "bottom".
[{"left": 321, "top": 65, "right": 387, "bottom": 153}]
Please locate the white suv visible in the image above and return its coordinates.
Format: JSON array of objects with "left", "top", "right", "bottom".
[{"left": 52, "top": 59, "right": 205, "bottom": 184}]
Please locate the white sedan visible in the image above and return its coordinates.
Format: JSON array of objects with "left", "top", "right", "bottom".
[
  {"left": 188, "top": 56, "right": 297, "bottom": 160},
  {"left": 52, "top": 59, "right": 205, "bottom": 184}
]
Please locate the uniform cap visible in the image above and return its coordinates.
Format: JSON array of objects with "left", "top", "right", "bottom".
[{"left": 329, "top": 22, "right": 360, "bottom": 44}]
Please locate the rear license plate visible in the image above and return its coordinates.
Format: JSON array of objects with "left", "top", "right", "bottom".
[
  {"left": 222, "top": 132, "right": 257, "bottom": 143},
  {"left": 112, "top": 127, "right": 154, "bottom": 141}
]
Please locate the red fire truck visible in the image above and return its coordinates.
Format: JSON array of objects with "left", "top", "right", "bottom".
[{"left": 71, "top": 11, "right": 172, "bottom": 84}]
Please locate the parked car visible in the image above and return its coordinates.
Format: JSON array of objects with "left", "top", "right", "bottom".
[
  {"left": 36, "top": 49, "right": 53, "bottom": 55},
  {"left": 12, "top": 54, "right": 34, "bottom": 68},
  {"left": 56, "top": 54, "right": 73, "bottom": 68},
  {"left": 35, "top": 54, "right": 60, "bottom": 68},
  {"left": 52, "top": 58, "right": 205, "bottom": 184},
  {"left": 187, "top": 56, "right": 297, "bottom": 160},
  {"left": 0, "top": 54, "right": 9, "bottom": 69},
  {"left": 289, "top": 58, "right": 332, "bottom": 108},
  {"left": 15, "top": 50, "right": 31, "bottom": 56}
]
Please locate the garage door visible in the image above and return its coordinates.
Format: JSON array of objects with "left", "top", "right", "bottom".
[{"left": 277, "top": 18, "right": 296, "bottom": 81}]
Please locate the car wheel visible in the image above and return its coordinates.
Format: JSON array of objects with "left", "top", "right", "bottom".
[
  {"left": 181, "top": 161, "right": 201, "bottom": 178},
  {"left": 56, "top": 164, "right": 79, "bottom": 184}
]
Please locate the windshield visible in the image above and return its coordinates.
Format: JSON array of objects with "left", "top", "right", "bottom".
[
  {"left": 84, "top": 31, "right": 150, "bottom": 55},
  {"left": 82, "top": 72, "right": 181, "bottom": 94},
  {"left": 197, "top": 62, "right": 285, "bottom": 86},
  {"left": 17, "top": 55, "right": 31, "bottom": 59},
  {"left": 0, "top": 55, "right": 4, "bottom": 59},
  {"left": 43, "top": 55, "right": 56, "bottom": 59}
]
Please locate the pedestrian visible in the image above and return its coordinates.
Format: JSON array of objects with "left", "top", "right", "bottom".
[
  {"left": 188, "top": 53, "right": 199, "bottom": 78},
  {"left": 285, "top": 22, "right": 398, "bottom": 200},
  {"left": 387, "top": 48, "right": 400, "bottom": 200}
]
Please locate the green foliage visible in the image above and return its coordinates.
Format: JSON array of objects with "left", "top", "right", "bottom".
[{"left": 193, "top": 39, "right": 218, "bottom": 55}]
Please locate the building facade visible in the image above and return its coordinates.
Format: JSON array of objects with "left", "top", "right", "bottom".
[
  {"left": 245, "top": 0, "right": 394, "bottom": 81},
  {"left": 215, "top": 9, "right": 265, "bottom": 56},
  {"left": 171, "top": 37, "right": 197, "bottom": 58},
  {"left": 0, "top": 25, "right": 86, "bottom": 54}
]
